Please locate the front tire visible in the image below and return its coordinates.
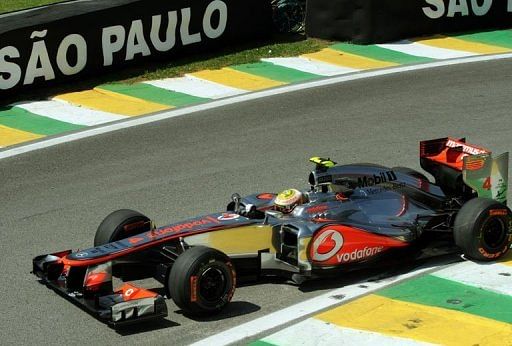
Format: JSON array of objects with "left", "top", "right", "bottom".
[
  {"left": 168, "top": 246, "right": 236, "bottom": 317},
  {"left": 454, "top": 198, "right": 511, "bottom": 261},
  {"left": 94, "top": 209, "right": 151, "bottom": 246}
]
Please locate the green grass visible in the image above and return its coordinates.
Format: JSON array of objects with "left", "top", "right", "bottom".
[
  {"left": 124, "top": 36, "right": 330, "bottom": 83},
  {"left": 0, "top": 0, "right": 64, "bottom": 13}
]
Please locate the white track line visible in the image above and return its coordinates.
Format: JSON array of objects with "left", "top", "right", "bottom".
[
  {"left": 190, "top": 265, "right": 437, "bottom": 346},
  {"left": 377, "top": 40, "right": 475, "bottom": 59},
  {"left": 260, "top": 318, "right": 433, "bottom": 346},
  {"left": 15, "top": 100, "right": 127, "bottom": 126},
  {"left": 145, "top": 76, "right": 247, "bottom": 99},
  {"left": 2, "top": 53, "right": 512, "bottom": 161},
  {"left": 432, "top": 259, "right": 512, "bottom": 296},
  {"left": 262, "top": 57, "right": 358, "bottom": 76}
]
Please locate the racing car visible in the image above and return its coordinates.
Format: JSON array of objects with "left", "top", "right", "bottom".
[{"left": 32, "top": 137, "right": 511, "bottom": 327}]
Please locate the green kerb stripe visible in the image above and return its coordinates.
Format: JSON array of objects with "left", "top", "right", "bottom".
[
  {"left": 330, "top": 43, "right": 434, "bottom": 64},
  {"left": 377, "top": 274, "right": 512, "bottom": 324},
  {"left": 249, "top": 340, "right": 277, "bottom": 346},
  {"left": 451, "top": 29, "right": 512, "bottom": 49},
  {"left": 0, "top": 106, "right": 84, "bottom": 135},
  {"left": 231, "top": 62, "right": 320, "bottom": 83},
  {"left": 98, "top": 83, "right": 209, "bottom": 107}
]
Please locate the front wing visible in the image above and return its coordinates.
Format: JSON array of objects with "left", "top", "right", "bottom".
[{"left": 32, "top": 250, "right": 167, "bottom": 328}]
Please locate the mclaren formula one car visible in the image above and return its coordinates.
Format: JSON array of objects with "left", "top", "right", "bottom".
[{"left": 33, "top": 137, "right": 511, "bottom": 327}]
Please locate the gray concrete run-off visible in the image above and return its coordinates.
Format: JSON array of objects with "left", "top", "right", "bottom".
[{"left": 0, "top": 59, "right": 511, "bottom": 345}]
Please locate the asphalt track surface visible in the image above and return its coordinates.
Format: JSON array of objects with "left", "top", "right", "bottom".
[{"left": 1, "top": 59, "right": 512, "bottom": 345}]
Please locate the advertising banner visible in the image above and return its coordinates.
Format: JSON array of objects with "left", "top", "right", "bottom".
[
  {"left": 306, "top": 0, "right": 512, "bottom": 44},
  {"left": 0, "top": 0, "right": 272, "bottom": 96}
]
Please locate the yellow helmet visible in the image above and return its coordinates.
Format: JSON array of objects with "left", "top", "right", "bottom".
[{"left": 275, "top": 189, "right": 304, "bottom": 213}]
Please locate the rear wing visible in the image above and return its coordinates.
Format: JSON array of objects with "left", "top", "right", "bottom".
[{"left": 420, "top": 137, "right": 508, "bottom": 204}]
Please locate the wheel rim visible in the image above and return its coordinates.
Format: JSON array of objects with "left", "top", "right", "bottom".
[
  {"left": 199, "top": 266, "right": 227, "bottom": 302},
  {"left": 482, "top": 217, "right": 508, "bottom": 250}
]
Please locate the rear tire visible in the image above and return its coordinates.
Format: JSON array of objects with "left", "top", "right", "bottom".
[
  {"left": 454, "top": 198, "right": 511, "bottom": 261},
  {"left": 94, "top": 209, "right": 151, "bottom": 246},
  {"left": 168, "top": 246, "right": 236, "bottom": 317}
]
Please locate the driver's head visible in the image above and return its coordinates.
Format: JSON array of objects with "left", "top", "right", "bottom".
[{"left": 275, "top": 189, "right": 304, "bottom": 214}]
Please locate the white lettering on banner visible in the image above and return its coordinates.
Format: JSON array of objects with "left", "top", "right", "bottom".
[
  {"left": 126, "top": 20, "right": 151, "bottom": 61},
  {"left": 509, "top": 0, "right": 512, "bottom": 11},
  {"left": 0, "top": 46, "right": 22, "bottom": 90},
  {"left": 181, "top": 7, "right": 202, "bottom": 45},
  {"left": 56, "top": 34, "right": 87, "bottom": 76},
  {"left": 102, "top": 25, "right": 126, "bottom": 67},
  {"left": 102, "top": 2, "right": 228, "bottom": 64},
  {"left": 423, "top": 0, "right": 445, "bottom": 19},
  {"left": 150, "top": 11, "right": 178, "bottom": 52},
  {"left": 24, "top": 31, "right": 55, "bottom": 85},
  {"left": 471, "top": 0, "right": 492, "bottom": 16},
  {"left": 423, "top": 0, "right": 495, "bottom": 18},
  {"left": 203, "top": 0, "right": 228, "bottom": 39},
  {"left": 447, "top": 0, "right": 469, "bottom": 17}
]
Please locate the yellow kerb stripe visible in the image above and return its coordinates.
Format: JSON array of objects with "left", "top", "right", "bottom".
[
  {"left": 190, "top": 68, "right": 285, "bottom": 91},
  {"left": 316, "top": 294, "right": 512, "bottom": 346},
  {"left": 499, "top": 251, "right": 512, "bottom": 267},
  {"left": 54, "top": 88, "right": 171, "bottom": 116},
  {"left": 302, "top": 48, "right": 397, "bottom": 70},
  {"left": 0, "top": 125, "right": 44, "bottom": 147},
  {"left": 415, "top": 36, "right": 511, "bottom": 54}
]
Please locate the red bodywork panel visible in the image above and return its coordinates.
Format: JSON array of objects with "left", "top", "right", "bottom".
[
  {"left": 420, "top": 137, "right": 490, "bottom": 171},
  {"left": 309, "top": 225, "right": 408, "bottom": 266}
]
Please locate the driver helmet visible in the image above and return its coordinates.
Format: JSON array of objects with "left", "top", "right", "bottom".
[{"left": 275, "top": 189, "right": 304, "bottom": 214}]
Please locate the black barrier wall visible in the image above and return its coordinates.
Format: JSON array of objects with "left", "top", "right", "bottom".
[
  {"left": 306, "top": 0, "right": 512, "bottom": 44},
  {"left": 0, "top": 0, "right": 272, "bottom": 96}
]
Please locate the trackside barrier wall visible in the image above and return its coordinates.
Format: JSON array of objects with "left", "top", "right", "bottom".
[
  {"left": 306, "top": 0, "right": 512, "bottom": 44},
  {"left": 0, "top": 0, "right": 272, "bottom": 97}
]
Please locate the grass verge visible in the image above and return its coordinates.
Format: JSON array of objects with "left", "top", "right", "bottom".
[{"left": 0, "top": 0, "right": 63, "bottom": 13}]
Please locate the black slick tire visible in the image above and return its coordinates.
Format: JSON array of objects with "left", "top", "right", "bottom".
[
  {"left": 168, "top": 246, "right": 236, "bottom": 317},
  {"left": 94, "top": 209, "right": 151, "bottom": 246},
  {"left": 454, "top": 198, "right": 511, "bottom": 261}
]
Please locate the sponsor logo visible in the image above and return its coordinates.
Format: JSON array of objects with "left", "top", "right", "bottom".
[
  {"left": 336, "top": 246, "right": 384, "bottom": 263},
  {"left": 257, "top": 193, "right": 275, "bottom": 200},
  {"left": 445, "top": 139, "right": 487, "bottom": 155},
  {"left": 366, "top": 182, "right": 406, "bottom": 195},
  {"left": 124, "top": 288, "right": 134, "bottom": 297},
  {"left": 358, "top": 171, "right": 397, "bottom": 187},
  {"left": 75, "top": 252, "right": 87, "bottom": 257},
  {"left": 190, "top": 276, "right": 198, "bottom": 302},
  {"left": 490, "top": 209, "right": 508, "bottom": 216},
  {"left": 307, "top": 204, "right": 329, "bottom": 214},
  {"left": 464, "top": 157, "right": 485, "bottom": 171},
  {"left": 148, "top": 216, "right": 220, "bottom": 239},
  {"left": 317, "top": 175, "right": 332, "bottom": 184},
  {"left": 478, "top": 246, "right": 506, "bottom": 259},
  {"left": 128, "top": 236, "right": 145, "bottom": 245},
  {"left": 217, "top": 213, "right": 240, "bottom": 221},
  {"left": 312, "top": 229, "right": 344, "bottom": 262}
]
